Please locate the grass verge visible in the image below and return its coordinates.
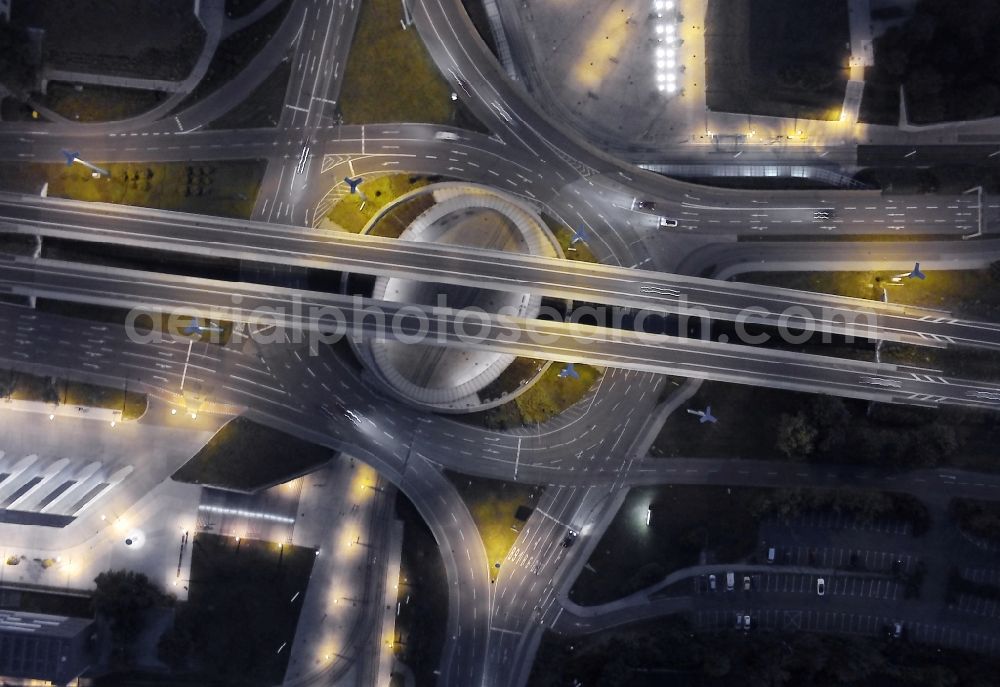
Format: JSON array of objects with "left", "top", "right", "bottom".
[
  {"left": 172, "top": 417, "right": 333, "bottom": 491},
  {"left": 445, "top": 472, "right": 543, "bottom": 581},
  {"left": 0, "top": 368, "right": 146, "bottom": 420},
  {"left": 40, "top": 82, "right": 167, "bottom": 123},
  {"left": 0, "top": 160, "right": 266, "bottom": 220},
  {"left": 740, "top": 267, "right": 1000, "bottom": 321},
  {"left": 168, "top": 533, "right": 315, "bottom": 686}
]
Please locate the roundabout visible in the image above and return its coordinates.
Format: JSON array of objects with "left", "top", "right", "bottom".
[{"left": 350, "top": 182, "right": 564, "bottom": 413}]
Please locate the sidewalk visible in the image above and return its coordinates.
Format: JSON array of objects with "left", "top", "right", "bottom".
[
  {"left": 1, "top": 397, "right": 119, "bottom": 423},
  {"left": 375, "top": 519, "right": 404, "bottom": 687}
]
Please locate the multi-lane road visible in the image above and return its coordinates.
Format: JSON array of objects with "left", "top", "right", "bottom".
[
  {"left": 6, "top": 192, "right": 1000, "bottom": 352},
  {"left": 7, "top": 256, "right": 1000, "bottom": 411}
]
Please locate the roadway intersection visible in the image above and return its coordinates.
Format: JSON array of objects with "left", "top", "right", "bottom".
[{"left": 2, "top": 0, "right": 1000, "bottom": 685}]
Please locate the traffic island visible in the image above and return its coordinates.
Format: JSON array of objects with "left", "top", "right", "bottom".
[
  {"left": 171, "top": 417, "right": 335, "bottom": 492},
  {"left": 445, "top": 472, "right": 544, "bottom": 582},
  {"left": 321, "top": 174, "right": 436, "bottom": 234},
  {"left": 338, "top": 0, "right": 463, "bottom": 125}
]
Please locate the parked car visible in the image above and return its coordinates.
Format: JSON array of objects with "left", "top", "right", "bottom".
[
  {"left": 743, "top": 575, "right": 752, "bottom": 591},
  {"left": 726, "top": 572, "right": 735, "bottom": 591},
  {"left": 708, "top": 574, "right": 716, "bottom": 591},
  {"left": 816, "top": 578, "right": 826, "bottom": 596}
]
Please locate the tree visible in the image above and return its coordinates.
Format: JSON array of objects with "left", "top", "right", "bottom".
[
  {"left": 808, "top": 396, "right": 849, "bottom": 454},
  {"left": 92, "top": 570, "right": 167, "bottom": 649},
  {"left": 775, "top": 413, "right": 817, "bottom": 458}
]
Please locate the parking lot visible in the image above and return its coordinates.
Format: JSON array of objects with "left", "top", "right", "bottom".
[
  {"left": 763, "top": 512, "right": 912, "bottom": 536},
  {"left": 696, "top": 607, "right": 895, "bottom": 635},
  {"left": 962, "top": 567, "right": 1000, "bottom": 586},
  {"left": 695, "top": 571, "right": 901, "bottom": 600},
  {"left": 769, "top": 544, "right": 915, "bottom": 574},
  {"left": 693, "top": 608, "right": 1000, "bottom": 655}
]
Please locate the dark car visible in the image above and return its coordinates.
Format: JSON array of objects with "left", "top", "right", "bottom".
[
  {"left": 637, "top": 200, "right": 656, "bottom": 210},
  {"left": 561, "top": 529, "right": 579, "bottom": 548}
]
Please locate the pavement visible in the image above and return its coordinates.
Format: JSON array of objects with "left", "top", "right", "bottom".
[{"left": 282, "top": 460, "right": 399, "bottom": 686}]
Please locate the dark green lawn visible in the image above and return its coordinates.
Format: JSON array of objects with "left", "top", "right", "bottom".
[
  {"left": 172, "top": 417, "right": 333, "bottom": 491},
  {"left": 706, "top": 0, "right": 848, "bottom": 120},
  {"left": 174, "top": 534, "right": 316, "bottom": 686}
]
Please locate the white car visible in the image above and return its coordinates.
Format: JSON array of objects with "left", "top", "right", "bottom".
[
  {"left": 816, "top": 578, "right": 826, "bottom": 596},
  {"left": 434, "top": 131, "right": 460, "bottom": 141},
  {"left": 659, "top": 217, "right": 679, "bottom": 228},
  {"left": 861, "top": 376, "right": 902, "bottom": 389}
]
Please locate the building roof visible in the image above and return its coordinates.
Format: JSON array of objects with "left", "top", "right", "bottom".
[{"left": 0, "top": 610, "right": 94, "bottom": 685}]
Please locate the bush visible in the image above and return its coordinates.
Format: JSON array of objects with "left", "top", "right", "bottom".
[{"left": 776, "top": 412, "right": 818, "bottom": 458}]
